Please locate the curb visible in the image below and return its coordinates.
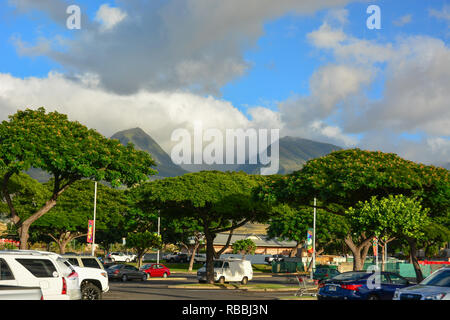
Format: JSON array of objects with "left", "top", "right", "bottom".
[
  {"left": 166, "top": 285, "right": 301, "bottom": 292},
  {"left": 146, "top": 277, "right": 187, "bottom": 281}
]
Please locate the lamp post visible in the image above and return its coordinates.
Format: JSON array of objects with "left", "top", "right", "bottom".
[
  {"left": 311, "top": 197, "right": 317, "bottom": 279},
  {"left": 157, "top": 211, "right": 161, "bottom": 264},
  {"left": 91, "top": 181, "right": 97, "bottom": 257}
]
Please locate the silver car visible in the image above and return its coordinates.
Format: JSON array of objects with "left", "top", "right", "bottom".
[{"left": 393, "top": 267, "right": 450, "bottom": 300}]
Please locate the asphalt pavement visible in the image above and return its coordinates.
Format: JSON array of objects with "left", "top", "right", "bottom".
[{"left": 103, "top": 273, "right": 303, "bottom": 300}]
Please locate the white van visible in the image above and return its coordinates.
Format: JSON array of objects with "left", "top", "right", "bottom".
[
  {"left": 197, "top": 258, "right": 253, "bottom": 284},
  {"left": 0, "top": 250, "right": 81, "bottom": 300}
]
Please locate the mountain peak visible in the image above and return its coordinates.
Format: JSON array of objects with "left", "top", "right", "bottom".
[{"left": 110, "top": 127, "right": 188, "bottom": 178}]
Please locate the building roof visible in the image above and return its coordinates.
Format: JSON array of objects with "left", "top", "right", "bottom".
[{"left": 213, "top": 233, "right": 297, "bottom": 248}]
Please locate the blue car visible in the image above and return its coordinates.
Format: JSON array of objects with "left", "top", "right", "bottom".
[{"left": 318, "top": 271, "right": 413, "bottom": 300}]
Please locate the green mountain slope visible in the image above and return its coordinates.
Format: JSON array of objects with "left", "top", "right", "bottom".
[
  {"left": 237, "top": 136, "right": 342, "bottom": 174},
  {"left": 110, "top": 128, "right": 189, "bottom": 178}
]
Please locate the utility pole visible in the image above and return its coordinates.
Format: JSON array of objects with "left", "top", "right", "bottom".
[
  {"left": 91, "top": 181, "right": 97, "bottom": 257},
  {"left": 311, "top": 197, "right": 317, "bottom": 279},
  {"left": 157, "top": 211, "right": 161, "bottom": 264}
]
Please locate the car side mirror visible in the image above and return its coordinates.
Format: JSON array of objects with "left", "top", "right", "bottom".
[{"left": 52, "top": 271, "right": 59, "bottom": 278}]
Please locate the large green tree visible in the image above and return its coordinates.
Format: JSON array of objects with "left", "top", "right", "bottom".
[
  {"left": 125, "top": 231, "right": 162, "bottom": 268},
  {"left": 266, "top": 204, "right": 348, "bottom": 259},
  {"left": 347, "top": 195, "right": 430, "bottom": 281},
  {"left": 28, "top": 180, "right": 128, "bottom": 254},
  {"left": 258, "top": 149, "right": 450, "bottom": 271},
  {"left": 131, "top": 171, "right": 271, "bottom": 283},
  {"left": 0, "top": 108, "right": 156, "bottom": 248}
]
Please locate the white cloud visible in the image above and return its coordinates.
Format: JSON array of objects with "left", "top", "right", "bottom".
[
  {"left": 429, "top": 4, "right": 450, "bottom": 23},
  {"left": 95, "top": 4, "right": 127, "bottom": 32},
  {"left": 0, "top": 72, "right": 280, "bottom": 154},
  {"left": 9, "top": 0, "right": 358, "bottom": 94},
  {"left": 393, "top": 14, "right": 413, "bottom": 27}
]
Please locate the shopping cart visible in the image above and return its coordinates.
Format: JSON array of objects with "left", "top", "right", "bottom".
[{"left": 295, "top": 275, "right": 319, "bottom": 297}]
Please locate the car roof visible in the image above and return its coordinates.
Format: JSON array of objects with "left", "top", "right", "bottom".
[{"left": 0, "top": 250, "right": 60, "bottom": 257}]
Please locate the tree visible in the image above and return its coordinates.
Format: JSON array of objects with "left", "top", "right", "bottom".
[
  {"left": 29, "top": 180, "right": 128, "bottom": 254},
  {"left": 125, "top": 231, "right": 162, "bottom": 268},
  {"left": 231, "top": 239, "right": 256, "bottom": 259},
  {"left": 0, "top": 108, "right": 156, "bottom": 249},
  {"left": 266, "top": 204, "right": 348, "bottom": 263},
  {"left": 347, "top": 195, "right": 430, "bottom": 281},
  {"left": 258, "top": 149, "right": 450, "bottom": 271},
  {"left": 131, "top": 171, "right": 271, "bottom": 283},
  {"left": 160, "top": 217, "right": 204, "bottom": 272}
]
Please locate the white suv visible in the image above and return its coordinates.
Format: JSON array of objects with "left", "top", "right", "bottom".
[
  {"left": 62, "top": 254, "right": 109, "bottom": 300},
  {"left": 107, "top": 252, "right": 136, "bottom": 263},
  {"left": 0, "top": 250, "right": 81, "bottom": 300}
]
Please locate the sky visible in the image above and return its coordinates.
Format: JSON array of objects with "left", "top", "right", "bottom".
[{"left": 0, "top": 0, "right": 449, "bottom": 166}]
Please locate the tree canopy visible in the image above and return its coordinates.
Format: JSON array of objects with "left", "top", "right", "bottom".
[
  {"left": 0, "top": 108, "right": 156, "bottom": 248},
  {"left": 131, "top": 170, "right": 271, "bottom": 283}
]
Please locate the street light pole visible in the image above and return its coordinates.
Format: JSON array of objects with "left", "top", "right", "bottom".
[
  {"left": 311, "top": 197, "right": 317, "bottom": 279},
  {"left": 91, "top": 181, "right": 97, "bottom": 257},
  {"left": 157, "top": 211, "right": 161, "bottom": 264}
]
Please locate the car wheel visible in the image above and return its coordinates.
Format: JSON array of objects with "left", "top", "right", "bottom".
[
  {"left": 163, "top": 272, "right": 168, "bottom": 278},
  {"left": 368, "top": 294, "right": 379, "bottom": 300},
  {"left": 218, "top": 276, "right": 225, "bottom": 284},
  {"left": 241, "top": 277, "right": 248, "bottom": 285},
  {"left": 121, "top": 274, "right": 128, "bottom": 282},
  {"left": 81, "top": 282, "right": 102, "bottom": 300},
  {"left": 142, "top": 274, "right": 148, "bottom": 281}
]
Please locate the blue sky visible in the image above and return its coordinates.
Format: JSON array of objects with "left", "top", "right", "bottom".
[{"left": 0, "top": 0, "right": 449, "bottom": 165}]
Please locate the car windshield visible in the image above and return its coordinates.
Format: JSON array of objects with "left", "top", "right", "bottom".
[
  {"left": 421, "top": 269, "right": 450, "bottom": 287},
  {"left": 331, "top": 272, "right": 367, "bottom": 281}
]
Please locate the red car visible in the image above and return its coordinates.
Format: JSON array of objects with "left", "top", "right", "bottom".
[{"left": 140, "top": 263, "right": 171, "bottom": 278}]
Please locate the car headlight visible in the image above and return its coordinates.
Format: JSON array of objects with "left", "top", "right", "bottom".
[
  {"left": 424, "top": 293, "right": 446, "bottom": 300},
  {"left": 393, "top": 290, "right": 400, "bottom": 299}
]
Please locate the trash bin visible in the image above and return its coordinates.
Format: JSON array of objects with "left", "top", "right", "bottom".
[{"left": 272, "top": 261, "right": 282, "bottom": 273}]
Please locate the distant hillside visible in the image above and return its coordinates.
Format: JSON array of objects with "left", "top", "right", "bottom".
[
  {"left": 237, "top": 136, "right": 342, "bottom": 174},
  {"left": 111, "top": 128, "right": 189, "bottom": 178}
]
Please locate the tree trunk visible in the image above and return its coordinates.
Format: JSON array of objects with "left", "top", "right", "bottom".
[
  {"left": 188, "top": 239, "right": 200, "bottom": 272},
  {"left": 290, "top": 242, "right": 302, "bottom": 258},
  {"left": 344, "top": 234, "right": 373, "bottom": 271},
  {"left": 407, "top": 237, "right": 424, "bottom": 283},
  {"left": 18, "top": 199, "right": 58, "bottom": 250},
  {"left": 214, "top": 229, "right": 234, "bottom": 259},
  {"left": 204, "top": 230, "right": 216, "bottom": 284}
]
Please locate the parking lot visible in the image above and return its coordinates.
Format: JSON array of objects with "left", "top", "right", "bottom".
[{"left": 103, "top": 273, "right": 305, "bottom": 300}]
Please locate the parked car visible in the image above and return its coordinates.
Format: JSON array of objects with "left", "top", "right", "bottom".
[
  {"left": 197, "top": 259, "right": 253, "bottom": 284},
  {"left": 0, "top": 285, "right": 43, "bottom": 300},
  {"left": 106, "top": 264, "right": 148, "bottom": 282},
  {"left": 140, "top": 263, "right": 171, "bottom": 278},
  {"left": 193, "top": 254, "right": 206, "bottom": 263},
  {"left": 318, "top": 271, "right": 412, "bottom": 300},
  {"left": 62, "top": 254, "right": 109, "bottom": 300},
  {"left": 264, "top": 254, "right": 285, "bottom": 264},
  {"left": 393, "top": 267, "right": 450, "bottom": 300},
  {"left": 0, "top": 250, "right": 81, "bottom": 300},
  {"left": 314, "top": 267, "right": 341, "bottom": 282},
  {"left": 165, "top": 253, "right": 189, "bottom": 263},
  {"left": 63, "top": 254, "right": 105, "bottom": 270},
  {"left": 106, "top": 252, "right": 136, "bottom": 263}
]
